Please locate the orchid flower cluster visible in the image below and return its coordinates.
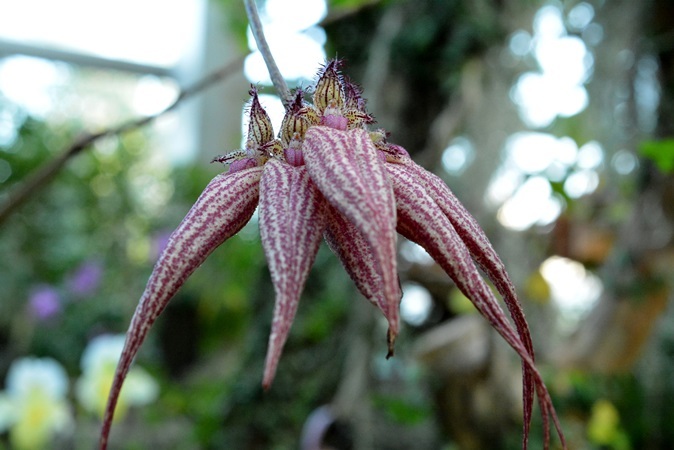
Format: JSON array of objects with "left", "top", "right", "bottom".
[{"left": 100, "top": 60, "right": 565, "bottom": 449}]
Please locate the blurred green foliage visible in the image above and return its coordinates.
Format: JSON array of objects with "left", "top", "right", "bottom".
[{"left": 640, "top": 139, "right": 674, "bottom": 173}]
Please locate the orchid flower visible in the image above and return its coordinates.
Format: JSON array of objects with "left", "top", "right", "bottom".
[
  {"left": 100, "top": 60, "right": 566, "bottom": 449},
  {"left": 0, "top": 357, "right": 73, "bottom": 450}
]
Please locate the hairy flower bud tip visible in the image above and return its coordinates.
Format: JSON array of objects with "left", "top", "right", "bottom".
[
  {"left": 247, "top": 87, "right": 274, "bottom": 146},
  {"left": 343, "top": 77, "right": 366, "bottom": 111},
  {"left": 313, "top": 60, "right": 345, "bottom": 112},
  {"left": 280, "top": 111, "right": 309, "bottom": 145}
]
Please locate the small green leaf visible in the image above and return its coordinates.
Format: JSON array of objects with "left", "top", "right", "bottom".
[{"left": 639, "top": 139, "right": 674, "bottom": 173}]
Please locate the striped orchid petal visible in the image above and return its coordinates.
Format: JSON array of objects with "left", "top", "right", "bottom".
[
  {"left": 100, "top": 166, "right": 263, "bottom": 449},
  {"left": 324, "top": 205, "right": 401, "bottom": 355},
  {"left": 405, "top": 162, "right": 533, "bottom": 350},
  {"left": 258, "top": 159, "right": 327, "bottom": 388},
  {"left": 386, "top": 163, "right": 565, "bottom": 449},
  {"left": 401, "top": 161, "right": 536, "bottom": 441},
  {"left": 303, "top": 126, "right": 401, "bottom": 346},
  {"left": 323, "top": 205, "right": 383, "bottom": 307}
]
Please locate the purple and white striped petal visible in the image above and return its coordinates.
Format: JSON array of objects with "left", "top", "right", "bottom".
[
  {"left": 303, "top": 126, "right": 401, "bottom": 345},
  {"left": 386, "top": 164, "right": 565, "bottom": 450},
  {"left": 324, "top": 205, "right": 383, "bottom": 308},
  {"left": 259, "top": 159, "right": 327, "bottom": 389},
  {"left": 324, "top": 205, "right": 401, "bottom": 355},
  {"left": 397, "top": 161, "right": 536, "bottom": 442},
  {"left": 100, "top": 166, "right": 264, "bottom": 450}
]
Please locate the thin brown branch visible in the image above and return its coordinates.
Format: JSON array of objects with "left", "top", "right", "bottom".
[
  {"left": 243, "top": 0, "right": 292, "bottom": 106},
  {"left": 0, "top": 55, "right": 245, "bottom": 227}
]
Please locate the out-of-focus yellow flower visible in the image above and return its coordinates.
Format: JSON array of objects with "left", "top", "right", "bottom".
[
  {"left": 75, "top": 334, "right": 158, "bottom": 420},
  {"left": 587, "top": 399, "right": 631, "bottom": 449},
  {"left": 0, "top": 357, "right": 73, "bottom": 450}
]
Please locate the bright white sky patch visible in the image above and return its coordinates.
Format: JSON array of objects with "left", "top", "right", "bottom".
[
  {"left": 564, "top": 169, "right": 599, "bottom": 198},
  {"left": 511, "top": 5, "right": 593, "bottom": 128},
  {"left": 492, "top": 4, "right": 604, "bottom": 231},
  {"left": 265, "top": 0, "right": 327, "bottom": 32},
  {"left": 0, "top": 0, "right": 197, "bottom": 67},
  {"left": 540, "top": 256, "right": 602, "bottom": 332},
  {"left": 0, "top": 56, "right": 69, "bottom": 118},
  {"left": 244, "top": 25, "right": 327, "bottom": 84},
  {"left": 441, "top": 136, "right": 474, "bottom": 175},
  {"left": 497, "top": 176, "right": 563, "bottom": 230},
  {"left": 399, "top": 240, "right": 435, "bottom": 266},
  {"left": 244, "top": 0, "right": 327, "bottom": 84},
  {"left": 535, "top": 36, "right": 592, "bottom": 85},
  {"left": 132, "top": 75, "right": 179, "bottom": 117},
  {"left": 512, "top": 71, "right": 589, "bottom": 128},
  {"left": 506, "top": 132, "right": 578, "bottom": 174},
  {"left": 486, "top": 166, "right": 523, "bottom": 207},
  {"left": 488, "top": 131, "right": 577, "bottom": 227},
  {"left": 400, "top": 283, "right": 433, "bottom": 326},
  {"left": 577, "top": 140, "right": 604, "bottom": 169},
  {"left": 533, "top": 5, "right": 566, "bottom": 39}
]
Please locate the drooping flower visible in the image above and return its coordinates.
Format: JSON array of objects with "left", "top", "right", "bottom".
[
  {"left": 0, "top": 357, "right": 73, "bottom": 450},
  {"left": 100, "top": 61, "right": 566, "bottom": 449}
]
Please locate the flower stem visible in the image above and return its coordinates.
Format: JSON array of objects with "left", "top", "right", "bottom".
[{"left": 244, "top": 0, "right": 292, "bottom": 107}]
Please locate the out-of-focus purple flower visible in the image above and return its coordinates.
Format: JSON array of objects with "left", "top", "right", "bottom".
[
  {"left": 28, "top": 286, "right": 61, "bottom": 321},
  {"left": 67, "top": 260, "right": 103, "bottom": 297}
]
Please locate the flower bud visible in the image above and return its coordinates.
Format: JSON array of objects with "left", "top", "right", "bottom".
[
  {"left": 313, "top": 60, "right": 344, "bottom": 112},
  {"left": 247, "top": 88, "right": 274, "bottom": 147},
  {"left": 280, "top": 110, "right": 309, "bottom": 145}
]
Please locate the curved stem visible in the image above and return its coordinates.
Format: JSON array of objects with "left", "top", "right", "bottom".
[{"left": 244, "top": 0, "right": 292, "bottom": 106}]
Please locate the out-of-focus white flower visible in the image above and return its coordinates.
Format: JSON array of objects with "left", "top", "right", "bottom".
[
  {"left": 0, "top": 357, "right": 73, "bottom": 450},
  {"left": 76, "top": 334, "right": 159, "bottom": 420}
]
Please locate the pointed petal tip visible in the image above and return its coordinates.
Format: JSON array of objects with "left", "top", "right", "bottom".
[
  {"left": 262, "top": 365, "right": 276, "bottom": 392},
  {"left": 386, "top": 326, "right": 397, "bottom": 359},
  {"left": 262, "top": 351, "right": 280, "bottom": 392}
]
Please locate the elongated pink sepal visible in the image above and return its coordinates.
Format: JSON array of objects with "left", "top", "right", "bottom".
[
  {"left": 404, "top": 161, "right": 536, "bottom": 443},
  {"left": 386, "top": 164, "right": 565, "bottom": 450},
  {"left": 259, "top": 159, "right": 327, "bottom": 389},
  {"left": 99, "top": 166, "right": 264, "bottom": 450},
  {"left": 324, "top": 205, "right": 392, "bottom": 308},
  {"left": 303, "top": 127, "right": 400, "bottom": 348}
]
